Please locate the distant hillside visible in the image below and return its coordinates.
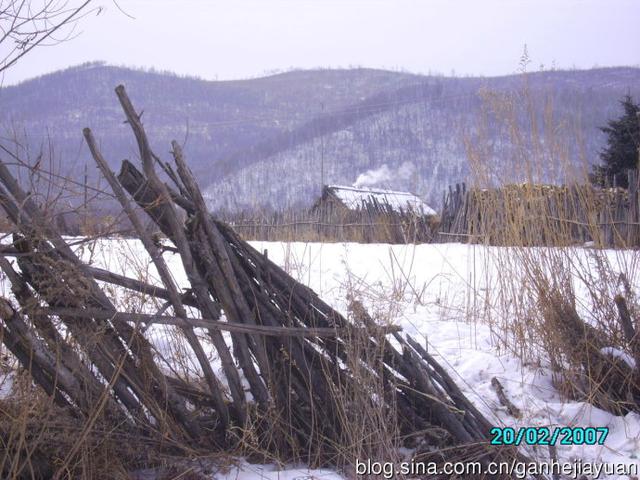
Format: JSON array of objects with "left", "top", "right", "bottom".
[{"left": 1, "top": 63, "right": 639, "bottom": 211}]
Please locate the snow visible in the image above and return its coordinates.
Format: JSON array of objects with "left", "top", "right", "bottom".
[
  {"left": 600, "top": 347, "right": 637, "bottom": 369},
  {"left": 0, "top": 371, "right": 13, "bottom": 399},
  {"left": 212, "top": 462, "right": 343, "bottom": 480},
  {"left": 1, "top": 239, "right": 639, "bottom": 479},
  {"left": 327, "top": 185, "right": 437, "bottom": 216}
]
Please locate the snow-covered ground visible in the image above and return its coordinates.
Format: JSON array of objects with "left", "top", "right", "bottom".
[{"left": 1, "top": 240, "right": 639, "bottom": 479}]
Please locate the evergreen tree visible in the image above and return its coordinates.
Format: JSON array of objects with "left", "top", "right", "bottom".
[{"left": 590, "top": 95, "right": 640, "bottom": 188}]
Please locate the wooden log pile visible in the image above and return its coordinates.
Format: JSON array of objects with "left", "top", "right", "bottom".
[
  {"left": 438, "top": 179, "right": 640, "bottom": 247},
  {"left": 0, "top": 86, "right": 526, "bottom": 473}
]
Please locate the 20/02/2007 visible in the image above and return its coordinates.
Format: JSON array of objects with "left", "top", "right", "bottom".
[{"left": 490, "top": 427, "right": 609, "bottom": 446}]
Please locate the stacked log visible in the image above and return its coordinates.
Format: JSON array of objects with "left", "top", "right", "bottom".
[{"left": 438, "top": 181, "right": 640, "bottom": 247}]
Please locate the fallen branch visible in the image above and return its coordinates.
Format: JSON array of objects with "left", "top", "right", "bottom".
[{"left": 491, "top": 377, "right": 522, "bottom": 419}]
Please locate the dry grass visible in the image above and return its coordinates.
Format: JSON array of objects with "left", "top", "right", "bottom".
[
  {"left": 464, "top": 76, "right": 640, "bottom": 414},
  {"left": 0, "top": 369, "right": 145, "bottom": 479}
]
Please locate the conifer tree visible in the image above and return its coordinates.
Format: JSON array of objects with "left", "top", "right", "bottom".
[{"left": 590, "top": 95, "right": 640, "bottom": 188}]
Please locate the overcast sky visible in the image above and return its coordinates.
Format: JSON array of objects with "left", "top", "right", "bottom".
[{"left": 3, "top": 0, "right": 639, "bottom": 85}]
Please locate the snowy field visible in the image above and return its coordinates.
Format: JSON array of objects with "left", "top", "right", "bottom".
[{"left": 1, "top": 239, "right": 639, "bottom": 479}]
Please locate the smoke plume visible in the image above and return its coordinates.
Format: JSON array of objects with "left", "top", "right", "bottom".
[{"left": 353, "top": 162, "right": 416, "bottom": 188}]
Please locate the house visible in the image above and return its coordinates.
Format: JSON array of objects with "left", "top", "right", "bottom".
[
  {"left": 312, "top": 185, "right": 437, "bottom": 217},
  {"left": 310, "top": 185, "right": 438, "bottom": 243}
]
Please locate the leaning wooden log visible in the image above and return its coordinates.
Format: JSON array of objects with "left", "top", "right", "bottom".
[
  {"left": 13, "top": 237, "right": 206, "bottom": 438},
  {"left": 0, "top": 256, "right": 130, "bottom": 423},
  {"left": 0, "top": 245, "right": 202, "bottom": 308},
  {"left": 171, "top": 140, "right": 273, "bottom": 410},
  {"left": 85, "top": 127, "right": 236, "bottom": 428},
  {"left": 35, "top": 307, "right": 400, "bottom": 337},
  {"left": 118, "top": 155, "right": 273, "bottom": 415},
  {"left": 0, "top": 173, "right": 206, "bottom": 444},
  {"left": 117, "top": 156, "right": 366, "bottom": 449},
  {"left": 0, "top": 297, "right": 71, "bottom": 409}
]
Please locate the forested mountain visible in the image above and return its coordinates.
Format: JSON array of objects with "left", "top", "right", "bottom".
[{"left": 1, "top": 62, "right": 638, "bottom": 211}]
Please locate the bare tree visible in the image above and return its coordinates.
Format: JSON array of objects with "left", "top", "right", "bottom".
[{"left": 0, "top": 0, "right": 97, "bottom": 75}]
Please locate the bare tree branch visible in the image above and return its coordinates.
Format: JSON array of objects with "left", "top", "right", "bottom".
[{"left": 0, "top": 0, "right": 97, "bottom": 75}]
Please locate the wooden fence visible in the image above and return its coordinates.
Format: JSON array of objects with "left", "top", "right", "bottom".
[
  {"left": 438, "top": 172, "right": 640, "bottom": 247},
  {"left": 219, "top": 207, "right": 437, "bottom": 244}
]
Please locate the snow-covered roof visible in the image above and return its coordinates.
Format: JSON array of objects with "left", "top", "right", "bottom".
[{"left": 326, "top": 185, "right": 437, "bottom": 216}]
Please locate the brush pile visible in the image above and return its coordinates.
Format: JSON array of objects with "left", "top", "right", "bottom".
[
  {"left": 0, "top": 86, "right": 521, "bottom": 477},
  {"left": 539, "top": 289, "right": 640, "bottom": 415}
]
